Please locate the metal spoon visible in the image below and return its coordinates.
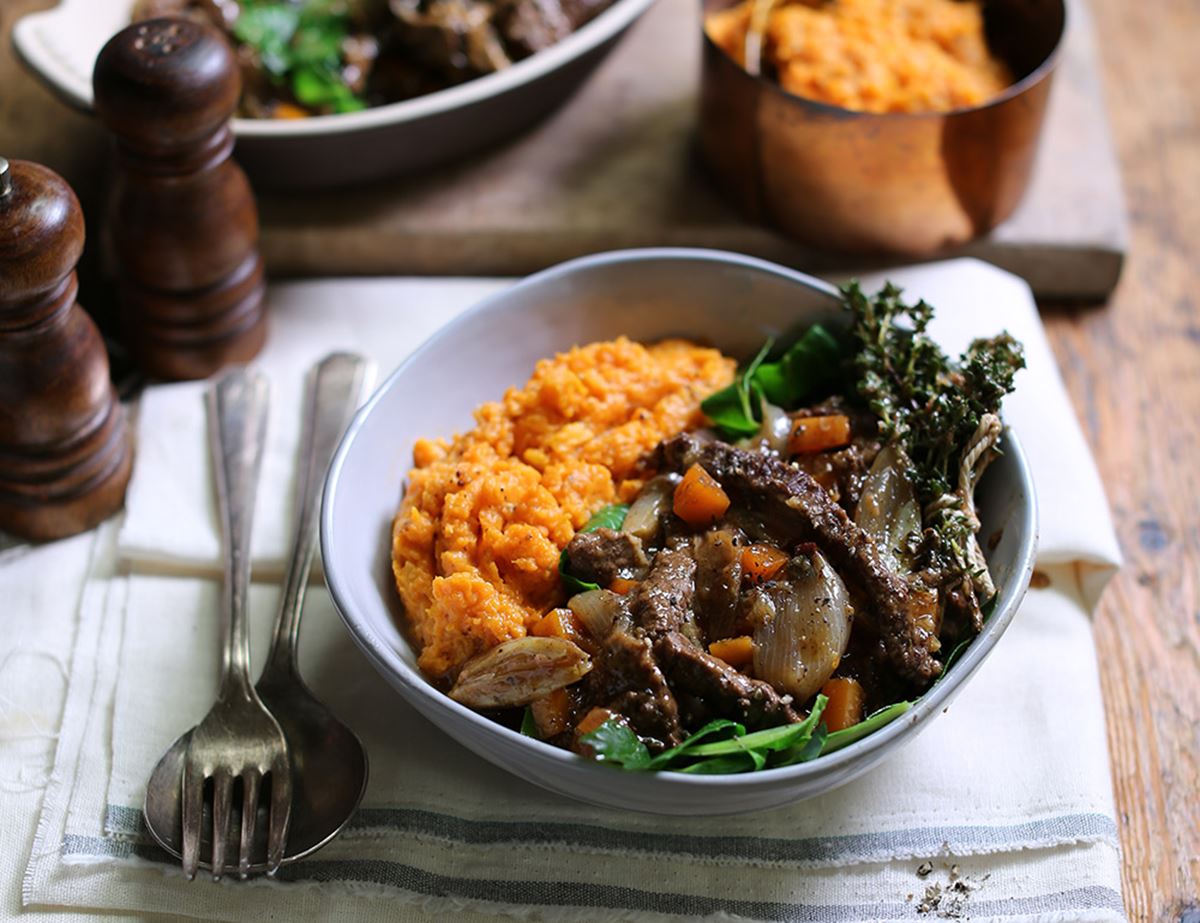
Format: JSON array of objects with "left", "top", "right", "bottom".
[
  {"left": 254, "top": 351, "right": 373, "bottom": 866},
  {"left": 144, "top": 353, "right": 373, "bottom": 874}
]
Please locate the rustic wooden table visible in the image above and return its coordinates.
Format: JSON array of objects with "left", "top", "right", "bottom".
[
  {"left": 1036, "top": 3, "right": 1200, "bottom": 920},
  {"left": 1, "top": 0, "right": 1196, "bottom": 919}
]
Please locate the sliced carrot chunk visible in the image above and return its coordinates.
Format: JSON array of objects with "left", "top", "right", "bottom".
[
  {"left": 532, "top": 608, "right": 587, "bottom": 647},
  {"left": 576, "top": 707, "right": 616, "bottom": 737},
  {"left": 709, "top": 635, "right": 755, "bottom": 669},
  {"left": 673, "top": 463, "right": 731, "bottom": 527},
  {"left": 821, "top": 677, "right": 865, "bottom": 732},
  {"left": 609, "top": 577, "right": 638, "bottom": 595},
  {"left": 531, "top": 688, "right": 574, "bottom": 738},
  {"left": 741, "top": 543, "right": 789, "bottom": 583},
  {"left": 271, "top": 102, "right": 311, "bottom": 120},
  {"left": 788, "top": 415, "right": 852, "bottom": 455}
]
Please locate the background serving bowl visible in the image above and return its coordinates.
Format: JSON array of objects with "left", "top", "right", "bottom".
[
  {"left": 12, "top": 0, "right": 656, "bottom": 188},
  {"left": 698, "top": 0, "right": 1067, "bottom": 256},
  {"left": 320, "top": 248, "right": 1037, "bottom": 815}
]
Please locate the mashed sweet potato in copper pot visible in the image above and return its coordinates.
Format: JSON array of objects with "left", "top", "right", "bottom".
[{"left": 705, "top": 0, "right": 1011, "bottom": 114}]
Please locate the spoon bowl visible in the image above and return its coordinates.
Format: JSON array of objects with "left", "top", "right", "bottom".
[{"left": 255, "top": 675, "right": 369, "bottom": 863}]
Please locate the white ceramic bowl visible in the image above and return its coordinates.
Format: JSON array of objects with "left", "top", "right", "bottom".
[
  {"left": 12, "top": 0, "right": 655, "bottom": 188},
  {"left": 320, "top": 248, "right": 1038, "bottom": 815}
]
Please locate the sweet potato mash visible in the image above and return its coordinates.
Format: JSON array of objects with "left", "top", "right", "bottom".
[
  {"left": 705, "top": 0, "right": 1010, "bottom": 114},
  {"left": 392, "top": 337, "right": 734, "bottom": 679}
]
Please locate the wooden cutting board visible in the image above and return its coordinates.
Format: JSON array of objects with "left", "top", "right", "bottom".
[
  {"left": 2, "top": 0, "right": 1125, "bottom": 299},
  {"left": 254, "top": 0, "right": 1127, "bottom": 300}
]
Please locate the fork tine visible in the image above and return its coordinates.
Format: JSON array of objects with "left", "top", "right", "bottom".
[
  {"left": 238, "top": 767, "right": 262, "bottom": 879},
  {"left": 180, "top": 760, "right": 205, "bottom": 881},
  {"left": 210, "top": 768, "right": 235, "bottom": 880},
  {"left": 265, "top": 758, "right": 292, "bottom": 875}
]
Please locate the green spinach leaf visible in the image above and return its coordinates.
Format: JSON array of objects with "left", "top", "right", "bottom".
[
  {"left": 756, "top": 324, "right": 845, "bottom": 407},
  {"left": 645, "top": 719, "right": 745, "bottom": 770},
  {"left": 233, "top": 0, "right": 366, "bottom": 113},
  {"left": 679, "top": 753, "right": 761, "bottom": 774},
  {"left": 701, "top": 326, "right": 847, "bottom": 439},
  {"left": 579, "top": 718, "right": 652, "bottom": 769},
  {"left": 520, "top": 706, "right": 540, "bottom": 739},
  {"left": 580, "top": 504, "right": 630, "bottom": 532},
  {"left": 684, "top": 694, "right": 827, "bottom": 760},
  {"left": 583, "top": 697, "right": 830, "bottom": 774},
  {"left": 233, "top": 4, "right": 300, "bottom": 77},
  {"left": 292, "top": 66, "right": 365, "bottom": 113},
  {"left": 700, "top": 338, "right": 774, "bottom": 439},
  {"left": 820, "top": 700, "right": 912, "bottom": 755},
  {"left": 786, "top": 723, "right": 828, "bottom": 764},
  {"left": 560, "top": 572, "right": 600, "bottom": 596}
]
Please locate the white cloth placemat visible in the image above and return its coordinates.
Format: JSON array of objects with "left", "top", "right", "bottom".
[{"left": 23, "top": 260, "right": 1127, "bottom": 921}]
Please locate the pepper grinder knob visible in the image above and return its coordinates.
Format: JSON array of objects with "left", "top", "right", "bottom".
[
  {"left": 0, "top": 157, "right": 133, "bottom": 541},
  {"left": 94, "top": 17, "right": 267, "bottom": 381}
]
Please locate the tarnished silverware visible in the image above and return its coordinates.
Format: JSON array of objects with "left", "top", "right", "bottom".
[
  {"left": 254, "top": 352, "right": 373, "bottom": 866},
  {"left": 144, "top": 368, "right": 292, "bottom": 880},
  {"left": 143, "top": 355, "right": 372, "bottom": 878}
]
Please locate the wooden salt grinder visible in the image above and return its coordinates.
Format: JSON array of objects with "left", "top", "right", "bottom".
[
  {"left": 0, "top": 157, "right": 134, "bottom": 541},
  {"left": 93, "top": 18, "right": 266, "bottom": 381}
]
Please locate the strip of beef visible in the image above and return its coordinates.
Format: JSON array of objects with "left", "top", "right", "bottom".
[
  {"left": 787, "top": 397, "right": 881, "bottom": 509},
  {"left": 658, "top": 434, "right": 941, "bottom": 684},
  {"left": 560, "top": 0, "right": 612, "bottom": 26},
  {"left": 655, "top": 631, "right": 800, "bottom": 728},
  {"left": 563, "top": 528, "right": 647, "bottom": 587},
  {"left": 671, "top": 689, "right": 715, "bottom": 730},
  {"left": 494, "top": 0, "right": 573, "bottom": 57},
  {"left": 692, "top": 529, "right": 743, "bottom": 641},
  {"left": 793, "top": 439, "right": 879, "bottom": 510},
  {"left": 630, "top": 546, "right": 701, "bottom": 645},
  {"left": 587, "top": 628, "right": 683, "bottom": 748}
]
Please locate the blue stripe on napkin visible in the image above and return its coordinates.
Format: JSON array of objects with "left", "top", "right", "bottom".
[
  {"left": 59, "top": 834, "right": 1124, "bottom": 922},
  {"left": 101, "top": 803, "right": 1116, "bottom": 865}
]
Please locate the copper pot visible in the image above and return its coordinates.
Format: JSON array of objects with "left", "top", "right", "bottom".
[{"left": 698, "top": 0, "right": 1067, "bottom": 256}]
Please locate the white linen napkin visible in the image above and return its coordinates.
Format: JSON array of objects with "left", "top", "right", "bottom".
[
  {"left": 24, "top": 261, "right": 1127, "bottom": 922},
  {"left": 118, "top": 278, "right": 501, "bottom": 580},
  {"left": 0, "top": 529, "right": 125, "bottom": 923}
]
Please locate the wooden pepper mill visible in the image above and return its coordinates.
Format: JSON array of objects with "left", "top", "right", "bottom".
[
  {"left": 93, "top": 17, "right": 266, "bottom": 381},
  {"left": 0, "top": 157, "right": 134, "bottom": 541}
]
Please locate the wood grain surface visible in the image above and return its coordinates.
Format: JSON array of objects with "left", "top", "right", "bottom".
[
  {"left": 244, "top": 0, "right": 1129, "bottom": 300},
  {"left": 5, "top": 0, "right": 1128, "bottom": 298},
  {"left": 1038, "top": 2, "right": 1200, "bottom": 921},
  {"left": 1, "top": 0, "right": 1197, "bottom": 918}
]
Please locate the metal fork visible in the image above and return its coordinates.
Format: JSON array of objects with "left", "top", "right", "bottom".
[{"left": 180, "top": 368, "right": 292, "bottom": 880}]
